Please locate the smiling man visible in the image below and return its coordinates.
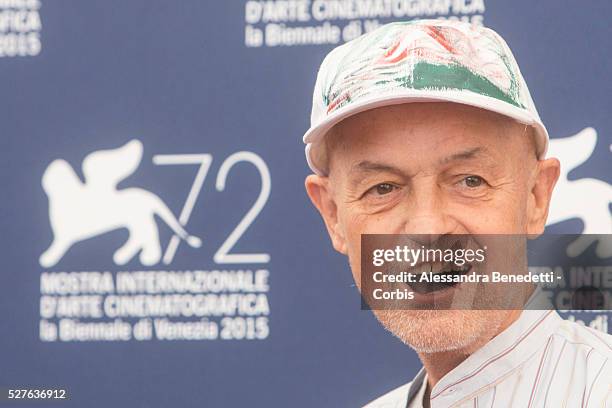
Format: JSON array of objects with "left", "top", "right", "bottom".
[{"left": 303, "top": 20, "right": 612, "bottom": 407}]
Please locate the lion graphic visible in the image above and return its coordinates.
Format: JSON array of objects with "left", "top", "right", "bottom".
[
  {"left": 39, "top": 139, "right": 201, "bottom": 268},
  {"left": 547, "top": 127, "right": 612, "bottom": 258}
]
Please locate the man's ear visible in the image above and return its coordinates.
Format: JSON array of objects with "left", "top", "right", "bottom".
[
  {"left": 527, "top": 158, "right": 560, "bottom": 235},
  {"left": 305, "top": 175, "right": 347, "bottom": 254}
]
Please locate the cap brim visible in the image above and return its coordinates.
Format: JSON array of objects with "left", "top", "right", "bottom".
[{"left": 303, "top": 89, "right": 549, "bottom": 175}]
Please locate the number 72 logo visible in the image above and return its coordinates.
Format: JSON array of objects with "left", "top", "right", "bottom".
[
  {"left": 40, "top": 140, "right": 271, "bottom": 269},
  {"left": 153, "top": 151, "right": 271, "bottom": 265}
]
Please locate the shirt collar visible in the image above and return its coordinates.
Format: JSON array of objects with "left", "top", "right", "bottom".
[
  {"left": 405, "top": 368, "right": 427, "bottom": 407},
  {"left": 405, "top": 310, "right": 562, "bottom": 407}
]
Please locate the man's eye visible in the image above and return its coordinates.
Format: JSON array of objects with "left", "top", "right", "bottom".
[
  {"left": 369, "top": 183, "right": 396, "bottom": 195},
  {"left": 463, "top": 175, "right": 484, "bottom": 188}
]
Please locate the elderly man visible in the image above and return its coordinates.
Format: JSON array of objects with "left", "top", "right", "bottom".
[{"left": 303, "top": 20, "right": 612, "bottom": 407}]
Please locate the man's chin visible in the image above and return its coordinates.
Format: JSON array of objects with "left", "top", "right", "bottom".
[{"left": 372, "top": 309, "right": 504, "bottom": 354}]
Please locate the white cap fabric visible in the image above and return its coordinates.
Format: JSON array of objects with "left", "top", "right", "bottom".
[{"left": 303, "top": 20, "right": 549, "bottom": 175}]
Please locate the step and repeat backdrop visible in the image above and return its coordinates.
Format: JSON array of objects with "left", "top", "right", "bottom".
[{"left": 1, "top": 1, "right": 610, "bottom": 407}]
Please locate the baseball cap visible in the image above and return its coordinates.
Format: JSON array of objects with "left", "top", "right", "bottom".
[{"left": 303, "top": 19, "right": 549, "bottom": 175}]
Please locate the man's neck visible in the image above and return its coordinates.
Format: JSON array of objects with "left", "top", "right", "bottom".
[{"left": 418, "top": 309, "right": 523, "bottom": 392}]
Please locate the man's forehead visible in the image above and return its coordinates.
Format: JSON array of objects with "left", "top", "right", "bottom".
[
  {"left": 321, "top": 102, "right": 536, "bottom": 179},
  {"left": 329, "top": 103, "right": 512, "bottom": 152}
]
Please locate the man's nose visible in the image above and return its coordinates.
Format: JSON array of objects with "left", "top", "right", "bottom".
[{"left": 401, "top": 186, "right": 458, "bottom": 238}]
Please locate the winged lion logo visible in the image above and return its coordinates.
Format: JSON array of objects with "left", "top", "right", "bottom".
[
  {"left": 39, "top": 139, "right": 201, "bottom": 268},
  {"left": 546, "top": 127, "right": 611, "bottom": 258}
]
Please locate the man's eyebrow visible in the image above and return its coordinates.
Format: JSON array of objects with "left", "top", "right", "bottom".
[
  {"left": 438, "top": 147, "right": 488, "bottom": 165},
  {"left": 351, "top": 160, "right": 406, "bottom": 177},
  {"left": 349, "top": 147, "right": 493, "bottom": 180}
]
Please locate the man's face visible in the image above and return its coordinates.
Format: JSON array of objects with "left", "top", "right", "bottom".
[{"left": 305, "top": 102, "right": 559, "bottom": 353}]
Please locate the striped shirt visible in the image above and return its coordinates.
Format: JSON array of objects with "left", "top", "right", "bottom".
[{"left": 364, "top": 310, "right": 612, "bottom": 408}]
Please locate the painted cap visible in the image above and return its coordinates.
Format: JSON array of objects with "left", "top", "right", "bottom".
[{"left": 303, "top": 19, "right": 549, "bottom": 175}]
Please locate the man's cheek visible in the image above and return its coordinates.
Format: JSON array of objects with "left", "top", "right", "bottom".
[
  {"left": 341, "top": 211, "right": 371, "bottom": 235},
  {"left": 491, "top": 188, "right": 531, "bottom": 232},
  {"left": 460, "top": 204, "right": 525, "bottom": 233}
]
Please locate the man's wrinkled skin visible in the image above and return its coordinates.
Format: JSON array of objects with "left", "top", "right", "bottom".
[{"left": 305, "top": 103, "right": 560, "bottom": 395}]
